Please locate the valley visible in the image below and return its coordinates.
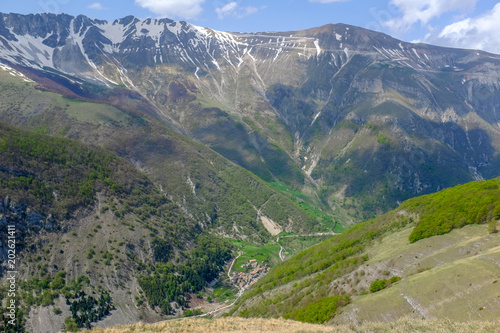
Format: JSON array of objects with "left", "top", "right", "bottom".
[
  {"left": 0, "top": 10, "right": 500, "bottom": 333},
  {"left": 2, "top": 13, "right": 500, "bottom": 223}
]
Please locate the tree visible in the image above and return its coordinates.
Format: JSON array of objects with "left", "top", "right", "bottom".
[{"left": 488, "top": 219, "right": 498, "bottom": 234}]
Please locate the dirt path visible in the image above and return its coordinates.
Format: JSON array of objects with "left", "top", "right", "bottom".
[
  {"left": 227, "top": 252, "right": 242, "bottom": 278},
  {"left": 276, "top": 232, "right": 336, "bottom": 261},
  {"left": 277, "top": 237, "right": 285, "bottom": 261},
  {"left": 281, "top": 232, "right": 337, "bottom": 238},
  {"left": 157, "top": 232, "right": 338, "bottom": 320}
]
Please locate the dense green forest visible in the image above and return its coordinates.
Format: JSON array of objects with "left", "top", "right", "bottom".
[
  {"left": 139, "top": 235, "right": 234, "bottom": 314},
  {"left": 402, "top": 178, "right": 500, "bottom": 242}
]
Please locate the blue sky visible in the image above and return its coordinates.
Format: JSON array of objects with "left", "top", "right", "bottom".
[{"left": 2, "top": 0, "right": 500, "bottom": 53}]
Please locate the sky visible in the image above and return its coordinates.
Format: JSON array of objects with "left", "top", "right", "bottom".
[{"left": 1, "top": 0, "right": 500, "bottom": 54}]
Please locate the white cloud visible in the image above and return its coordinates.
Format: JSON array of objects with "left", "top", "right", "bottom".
[
  {"left": 216, "top": 2, "right": 238, "bottom": 18},
  {"left": 309, "top": 0, "right": 349, "bottom": 3},
  {"left": 245, "top": 6, "right": 258, "bottom": 15},
  {"left": 384, "top": 0, "right": 477, "bottom": 33},
  {"left": 432, "top": 3, "right": 500, "bottom": 54},
  {"left": 134, "top": 0, "right": 205, "bottom": 19},
  {"left": 215, "top": 2, "right": 260, "bottom": 19},
  {"left": 88, "top": 2, "right": 105, "bottom": 10}
]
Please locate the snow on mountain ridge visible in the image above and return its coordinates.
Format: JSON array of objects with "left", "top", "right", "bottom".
[
  {"left": 0, "top": 12, "right": 322, "bottom": 75},
  {"left": 3, "top": 12, "right": 487, "bottom": 89}
]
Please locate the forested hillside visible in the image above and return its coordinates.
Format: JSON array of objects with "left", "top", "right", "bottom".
[{"left": 0, "top": 122, "right": 233, "bottom": 331}]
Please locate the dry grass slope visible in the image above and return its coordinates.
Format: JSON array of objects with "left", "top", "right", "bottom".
[{"left": 87, "top": 317, "right": 500, "bottom": 333}]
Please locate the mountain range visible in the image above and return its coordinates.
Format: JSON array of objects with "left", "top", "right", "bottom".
[
  {"left": 2, "top": 13, "right": 500, "bottom": 222},
  {"left": 0, "top": 12, "right": 500, "bottom": 332}
]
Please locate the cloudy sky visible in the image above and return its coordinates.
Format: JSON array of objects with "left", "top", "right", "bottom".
[{"left": 2, "top": 0, "right": 500, "bottom": 54}]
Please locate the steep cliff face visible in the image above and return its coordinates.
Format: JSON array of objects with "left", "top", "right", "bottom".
[{"left": 1, "top": 13, "right": 500, "bottom": 220}]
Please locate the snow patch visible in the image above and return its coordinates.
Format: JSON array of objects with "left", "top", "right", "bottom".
[
  {"left": 98, "top": 21, "right": 128, "bottom": 45},
  {"left": 311, "top": 111, "right": 321, "bottom": 125},
  {"left": 373, "top": 46, "right": 390, "bottom": 60},
  {"left": 212, "top": 60, "right": 220, "bottom": 70},
  {"left": 0, "top": 63, "right": 34, "bottom": 82},
  {"left": 411, "top": 48, "right": 420, "bottom": 59},
  {"left": 273, "top": 48, "right": 283, "bottom": 62},
  {"left": 314, "top": 39, "right": 321, "bottom": 57},
  {"left": 0, "top": 31, "right": 55, "bottom": 68}
]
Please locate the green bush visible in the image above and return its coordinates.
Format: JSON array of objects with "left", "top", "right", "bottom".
[
  {"left": 377, "top": 133, "right": 390, "bottom": 145},
  {"left": 488, "top": 220, "right": 498, "bottom": 234},
  {"left": 369, "top": 279, "right": 387, "bottom": 293},
  {"left": 283, "top": 296, "right": 350, "bottom": 324},
  {"left": 63, "top": 317, "right": 79, "bottom": 332},
  {"left": 369, "top": 276, "right": 401, "bottom": 293},
  {"left": 389, "top": 276, "right": 401, "bottom": 284}
]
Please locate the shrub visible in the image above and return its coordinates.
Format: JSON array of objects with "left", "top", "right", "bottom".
[
  {"left": 283, "top": 295, "right": 350, "bottom": 324},
  {"left": 63, "top": 317, "right": 79, "bottom": 332},
  {"left": 389, "top": 276, "right": 401, "bottom": 284},
  {"left": 369, "top": 279, "right": 387, "bottom": 293},
  {"left": 488, "top": 220, "right": 498, "bottom": 234},
  {"left": 377, "top": 133, "right": 390, "bottom": 145}
]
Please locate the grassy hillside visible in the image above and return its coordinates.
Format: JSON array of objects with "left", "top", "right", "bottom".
[
  {"left": 229, "top": 177, "right": 500, "bottom": 323},
  {"left": 87, "top": 317, "right": 500, "bottom": 333},
  {"left": 334, "top": 224, "right": 500, "bottom": 324}
]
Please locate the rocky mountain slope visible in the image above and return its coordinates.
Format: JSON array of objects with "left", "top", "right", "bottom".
[
  {"left": 2, "top": 13, "right": 500, "bottom": 221},
  {"left": 0, "top": 120, "right": 202, "bottom": 332},
  {"left": 0, "top": 56, "right": 325, "bottom": 242},
  {"left": 0, "top": 107, "right": 318, "bottom": 332}
]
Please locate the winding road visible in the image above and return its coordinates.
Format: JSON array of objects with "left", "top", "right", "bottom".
[
  {"left": 227, "top": 251, "right": 242, "bottom": 278},
  {"left": 162, "top": 232, "right": 338, "bottom": 320},
  {"left": 276, "top": 232, "right": 337, "bottom": 261}
]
